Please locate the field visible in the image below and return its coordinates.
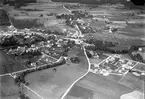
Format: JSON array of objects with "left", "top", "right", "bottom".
[
  {"left": 118, "top": 72, "right": 144, "bottom": 92},
  {"left": 69, "top": 3, "right": 145, "bottom": 47},
  {"left": 0, "top": 75, "right": 41, "bottom": 99},
  {"left": 64, "top": 72, "right": 144, "bottom": 99},
  {"left": 0, "top": 75, "right": 19, "bottom": 99},
  {"left": 132, "top": 63, "right": 145, "bottom": 71},
  {"left": 3, "top": 2, "right": 71, "bottom": 29},
  {"left": 0, "top": 50, "right": 27, "bottom": 75},
  {"left": 52, "top": 0, "right": 130, "bottom": 4},
  {"left": 24, "top": 46, "right": 88, "bottom": 99},
  {"left": 21, "top": 3, "right": 71, "bottom": 14},
  {"left": 89, "top": 54, "right": 108, "bottom": 64}
]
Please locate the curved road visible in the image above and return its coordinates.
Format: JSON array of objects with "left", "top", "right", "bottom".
[{"left": 60, "top": 46, "right": 91, "bottom": 99}]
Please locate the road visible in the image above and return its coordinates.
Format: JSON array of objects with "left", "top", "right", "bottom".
[
  {"left": 60, "top": 46, "right": 91, "bottom": 99},
  {"left": 62, "top": 5, "right": 72, "bottom": 13},
  {"left": 0, "top": 53, "right": 58, "bottom": 76},
  {"left": 49, "top": 0, "right": 72, "bottom": 13},
  {"left": 1, "top": 1, "right": 145, "bottom": 98},
  {"left": 9, "top": 74, "right": 44, "bottom": 99},
  {"left": 60, "top": 18, "right": 90, "bottom": 99}
]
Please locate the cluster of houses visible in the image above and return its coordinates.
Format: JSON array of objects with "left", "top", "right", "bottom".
[{"left": 90, "top": 56, "right": 138, "bottom": 76}]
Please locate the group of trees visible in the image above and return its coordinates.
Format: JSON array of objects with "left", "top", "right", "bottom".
[
  {"left": 129, "top": 52, "right": 144, "bottom": 63},
  {"left": 85, "top": 38, "right": 145, "bottom": 63},
  {"left": 64, "top": 4, "right": 84, "bottom": 9},
  {"left": 19, "top": 93, "right": 30, "bottom": 99},
  {"left": 45, "top": 30, "right": 66, "bottom": 36},
  {"left": 79, "top": 26, "right": 95, "bottom": 34},
  {"left": 71, "top": 10, "right": 93, "bottom": 18},
  {"left": 85, "top": 38, "right": 117, "bottom": 48},
  {"left": 56, "top": 10, "right": 92, "bottom": 20},
  {"left": 0, "top": 33, "right": 47, "bottom": 48},
  {"left": 52, "top": 0, "right": 144, "bottom": 5},
  {"left": 3, "top": 0, "right": 36, "bottom": 7},
  {"left": 56, "top": 14, "right": 75, "bottom": 20},
  {"left": 86, "top": 50, "right": 93, "bottom": 58},
  {"left": 86, "top": 45, "right": 129, "bottom": 55},
  {"left": 85, "top": 40, "right": 143, "bottom": 55},
  {"left": 70, "top": 57, "right": 80, "bottom": 63},
  {"left": 129, "top": 45, "right": 145, "bottom": 63}
]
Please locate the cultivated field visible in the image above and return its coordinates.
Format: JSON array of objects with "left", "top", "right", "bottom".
[
  {"left": 118, "top": 72, "right": 144, "bottom": 92},
  {"left": 82, "top": 4, "right": 145, "bottom": 46},
  {"left": 3, "top": 1, "right": 71, "bottom": 29},
  {"left": 64, "top": 72, "right": 144, "bottom": 99}
]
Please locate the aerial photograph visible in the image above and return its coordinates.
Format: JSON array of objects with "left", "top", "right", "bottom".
[{"left": 0, "top": 0, "right": 145, "bottom": 99}]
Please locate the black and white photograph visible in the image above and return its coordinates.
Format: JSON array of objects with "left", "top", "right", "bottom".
[{"left": 0, "top": 0, "right": 145, "bottom": 99}]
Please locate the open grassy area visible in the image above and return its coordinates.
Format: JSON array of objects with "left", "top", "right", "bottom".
[
  {"left": 0, "top": 50, "right": 27, "bottom": 75},
  {"left": 118, "top": 72, "right": 144, "bottom": 92},
  {"left": 89, "top": 54, "right": 108, "bottom": 64},
  {"left": 132, "top": 63, "right": 145, "bottom": 71},
  {"left": 68, "top": 46, "right": 89, "bottom": 69},
  {"left": 0, "top": 75, "right": 19, "bottom": 99},
  {"left": 82, "top": 4, "right": 145, "bottom": 46},
  {"left": 24, "top": 46, "right": 88, "bottom": 99},
  {"left": 25, "top": 65, "right": 86, "bottom": 99},
  {"left": 89, "top": 57, "right": 104, "bottom": 64},
  {"left": 3, "top": 1, "right": 71, "bottom": 29},
  {"left": 0, "top": 75, "right": 41, "bottom": 99},
  {"left": 21, "top": 3, "right": 71, "bottom": 14},
  {"left": 64, "top": 72, "right": 143, "bottom": 99}
]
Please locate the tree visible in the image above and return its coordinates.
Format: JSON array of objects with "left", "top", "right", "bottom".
[
  {"left": 19, "top": 93, "right": 30, "bottom": 99},
  {"left": 70, "top": 57, "right": 80, "bottom": 64},
  {"left": 86, "top": 50, "right": 93, "bottom": 58}
]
